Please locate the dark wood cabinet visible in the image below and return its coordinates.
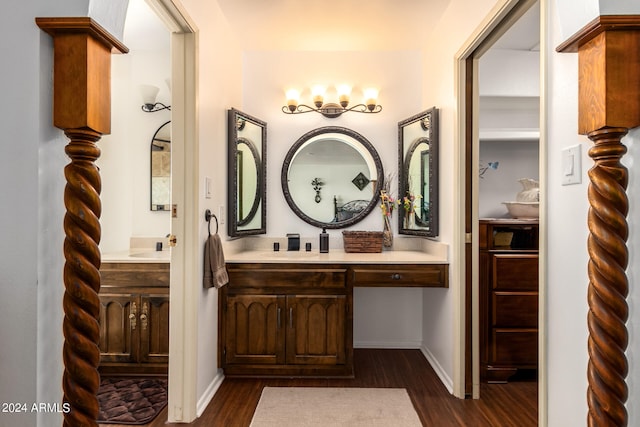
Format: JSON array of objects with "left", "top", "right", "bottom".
[
  {"left": 98, "top": 262, "right": 170, "bottom": 376},
  {"left": 220, "top": 263, "right": 352, "bottom": 377},
  {"left": 219, "top": 261, "right": 448, "bottom": 377},
  {"left": 479, "top": 219, "right": 538, "bottom": 382}
]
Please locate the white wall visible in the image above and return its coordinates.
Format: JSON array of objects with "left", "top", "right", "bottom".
[
  {"left": 548, "top": 0, "right": 640, "bottom": 424},
  {"left": 180, "top": 0, "right": 243, "bottom": 406},
  {"left": 419, "top": 0, "right": 507, "bottom": 388},
  {"left": 242, "top": 50, "right": 430, "bottom": 349},
  {"left": 479, "top": 140, "right": 540, "bottom": 218},
  {"left": 100, "top": 50, "right": 172, "bottom": 253}
]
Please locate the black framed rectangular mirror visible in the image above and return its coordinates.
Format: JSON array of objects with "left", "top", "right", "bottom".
[
  {"left": 227, "top": 108, "right": 267, "bottom": 237},
  {"left": 398, "top": 107, "right": 439, "bottom": 238}
]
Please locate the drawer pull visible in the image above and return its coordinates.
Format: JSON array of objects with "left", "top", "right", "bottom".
[
  {"left": 391, "top": 273, "right": 402, "bottom": 280},
  {"left": 289, "top": 307, "right": 293, "bottom": 329}
]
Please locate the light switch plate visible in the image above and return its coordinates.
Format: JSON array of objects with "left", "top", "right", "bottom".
[
  {"left": 562, "top": 144, "right": 581, "bottom": 185},
  {"left": 205, "top": 176, "right": 212, "bottom": 198}
]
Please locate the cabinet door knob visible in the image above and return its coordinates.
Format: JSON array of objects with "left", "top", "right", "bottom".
[
  {"left": 129, "top": 302, "right": 137, "bottom": 330},
  {"left": 391, "top": 273, "right": 402, "bottom": 280}
]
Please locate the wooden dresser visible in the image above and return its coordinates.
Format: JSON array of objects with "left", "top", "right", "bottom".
[{"left": 479, "top": 219, "right": 539, "bottom": 382}]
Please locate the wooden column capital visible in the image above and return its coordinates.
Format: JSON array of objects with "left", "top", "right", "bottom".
[
  {"left": 557, "top": 15, "right": 640, "bottom": 134},
  {"left": 558, "top": 15, "right": 640, "bottom": 427},
  {"left": 36, "top": 17, "right": 128, "bottom": 133}
]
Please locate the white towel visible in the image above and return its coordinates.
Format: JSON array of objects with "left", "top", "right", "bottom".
[{"left": 203, "top": 234, "right": 229, "bottom": 289}]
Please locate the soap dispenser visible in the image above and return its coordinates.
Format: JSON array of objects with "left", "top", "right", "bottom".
[{"left": 319, "top": 228, "right": 329, "bottom": 253}]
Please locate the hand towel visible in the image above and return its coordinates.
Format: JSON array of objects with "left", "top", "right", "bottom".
[{"left": 203, "top": 233, "right": 229, "bottom": 289}]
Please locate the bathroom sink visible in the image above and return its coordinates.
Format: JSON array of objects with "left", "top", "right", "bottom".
[{"left": 129, "top": 251, "right": 170, "bottom": 259}]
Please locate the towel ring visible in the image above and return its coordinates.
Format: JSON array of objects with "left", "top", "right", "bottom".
[{"left": 205, "top": 209, "right": 218, "bottom": 235}]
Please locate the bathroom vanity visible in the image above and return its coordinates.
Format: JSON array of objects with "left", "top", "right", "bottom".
[
  {"left": 98, "top": 256, "right": 170, "bottom": 376},
  {"left": 219, "top": 250, "right": 448, "bottom": 377}
]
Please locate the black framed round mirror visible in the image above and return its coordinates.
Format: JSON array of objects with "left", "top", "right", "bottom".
[{"left": 281, "top": 126, "right": 384, "bottom": 229}]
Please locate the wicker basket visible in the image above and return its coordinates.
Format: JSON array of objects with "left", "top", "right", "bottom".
[{"left": 342, "top": 231, "right": 384, "bottom": 253}]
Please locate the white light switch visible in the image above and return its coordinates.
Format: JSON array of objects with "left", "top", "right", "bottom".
[
  {"left": 205, "top": 176, "right": 212, "bottom": 198},
  {"left": 562, "top": 144, "right": 581, "bottom": 185}
]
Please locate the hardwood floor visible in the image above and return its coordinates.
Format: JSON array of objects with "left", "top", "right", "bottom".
[{"left": 106, "top": 349, "right": 537, "bottom": 427}]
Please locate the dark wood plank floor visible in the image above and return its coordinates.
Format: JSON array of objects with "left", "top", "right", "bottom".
[{"left": 103, "top": 349, "right": 537, "bottom": 427}]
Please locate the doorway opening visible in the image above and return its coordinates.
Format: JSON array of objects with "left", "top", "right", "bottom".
[
  {"left": 455, "top": 0, "right": 544, "bottom": 413},
  {"left": 98, "top": 0, "right": 198, "bottom": 423}
]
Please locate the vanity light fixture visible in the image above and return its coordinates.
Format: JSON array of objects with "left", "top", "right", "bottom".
[
  {"left": 282, "top": 85, "right": 382, "bottom": 118},
  {"left": 140, "top": 84, "right": 171, "bottom": 113}
]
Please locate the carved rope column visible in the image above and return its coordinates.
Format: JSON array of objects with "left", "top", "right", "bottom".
[
  {"left": 558, "top": 16, "right": 640, "bottom": 427},
  {"left": 36, "top": 18, "right": 127, "bottom": 426}
]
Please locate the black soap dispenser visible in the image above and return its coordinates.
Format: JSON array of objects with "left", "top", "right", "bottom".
[{"left": 319, "top": 228, "right": 329, "bottom": 253}]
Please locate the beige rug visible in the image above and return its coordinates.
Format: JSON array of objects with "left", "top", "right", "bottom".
[{"left": 250, "top": 387, "right": 422, "bottom": 427}]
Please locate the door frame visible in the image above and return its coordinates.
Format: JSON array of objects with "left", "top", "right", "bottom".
[
  {"left": 144, "top": 0, "right": 199, "bottom": 422},
  {"left": 452, "top": 0, "right": 547, "bottom": 422}
]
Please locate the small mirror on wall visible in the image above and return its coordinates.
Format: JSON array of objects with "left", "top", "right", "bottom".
[
  {"left": 398, "top": 107, "right": 439, "bottom": 238},
  {"left": 150, "top": 120, "right": 171, "bottom": 211},
  {"left": 227, "top": 108, "right": 267, "bottom": 237}
]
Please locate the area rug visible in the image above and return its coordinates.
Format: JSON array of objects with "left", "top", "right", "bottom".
[
  {"left": 250, "top": 387, "right": 422, "bottom": 427},
  {"left": 97, "top": 377, "right": 168, "bottom": 425}
]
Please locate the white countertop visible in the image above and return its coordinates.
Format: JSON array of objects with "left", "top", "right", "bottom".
[
  {"left": 225, "top": 249, "right": 447, "bottom": 264},
  {"left": 102, "top": 250, "right": 170, "bottom": 263}
]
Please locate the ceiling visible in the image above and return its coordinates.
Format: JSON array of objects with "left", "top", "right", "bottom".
[{"left": 124, "top": 0, "right": 539, "bottom": 53}]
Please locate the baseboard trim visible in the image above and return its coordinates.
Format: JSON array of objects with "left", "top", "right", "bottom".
[
  {"left": 421, "top": 345, "right": 454, "bottom": 394},
  {"left": 197, "top": 370, "right": 225, "bottom": 417},
  {"left": 354, "top": 340, "right": 422, "bottom": 349}
]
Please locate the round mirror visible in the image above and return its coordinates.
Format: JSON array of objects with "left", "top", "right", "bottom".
[
  {"left": 236, "top": 137, "right": 262, "bottom": 226},
  {"left": 150, "top": 120, "right": 171, "bottom": 211},
  {"left": 282, "top": 127, "right": 383, "bottom": 229}
]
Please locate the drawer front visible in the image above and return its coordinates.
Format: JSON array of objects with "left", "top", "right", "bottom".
[
  {"left": 492, "top": 292, "right": 538, "bottom": 327},
  {"left": 492, "top": 254, "right": 538, "bottom": 290},
  {"left": 228, "top": 266, "right": 347, "bottom": 289},
  {"left": 491, "top": 329, "right": 538, "bottom": 366},
  {"left": 351, "top": 265, "right": 448, "bottom": 287}
]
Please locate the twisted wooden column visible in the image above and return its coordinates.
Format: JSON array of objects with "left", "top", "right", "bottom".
[
  {"left": 558, "top": 15, "right": 640, "bottom": 427},
  {"left": 62, "top": 128, "right": 103, "bottom": 426},
  {"left": 586, "top": 127, "right": 629, "bottom": 426},
  {"left": 36, "top": 17, "right": 127, "bottom": 426}
]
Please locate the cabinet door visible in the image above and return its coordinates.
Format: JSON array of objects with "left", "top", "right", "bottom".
[
  {"left": 286, "top": 295, "right": 346, "bottom": 365},
  {"left": 99, "top": 294, "right": 138, "bottom": 364},
  {"left": 225, "top": 294, "right": 285, "bottom": 365},
  {"left": 139, "top": 294, "right": 170, "bottom": 364}
]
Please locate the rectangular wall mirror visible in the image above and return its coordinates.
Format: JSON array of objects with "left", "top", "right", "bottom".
[
  {"left": 398, "top": 107, "right": 439, "bottom": 238},
  {"left": 227, "top": 108, "right": 267, "bottom": 237}
]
